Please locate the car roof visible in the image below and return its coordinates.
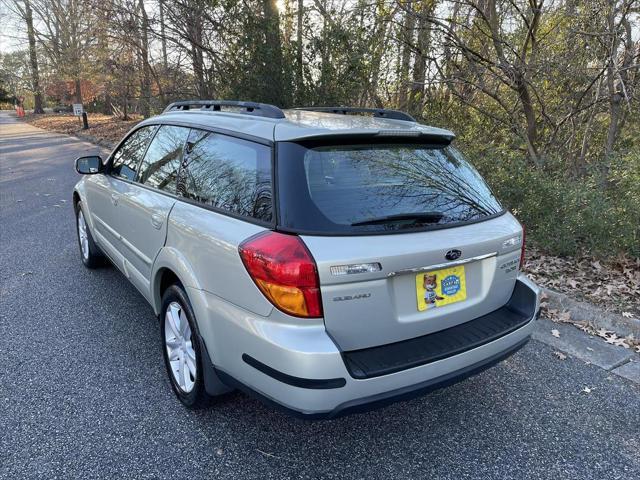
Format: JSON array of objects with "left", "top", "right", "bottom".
[
  {"left": 278, "top": 110, "right": 455, "bottom": 142},
  {"left": 144, "top": 108, "right": 455, "bottom": 143}
]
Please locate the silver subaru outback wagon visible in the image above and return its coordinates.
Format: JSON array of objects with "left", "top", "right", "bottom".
[{"left": 73, "top": 100, "right": 540, "bottom": 418}]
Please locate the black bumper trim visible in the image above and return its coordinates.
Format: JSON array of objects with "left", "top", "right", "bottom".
[
  {"left": 218, "top": 336, "right": 531, "bottom": 420},
  {"left": 242, "top": 353, "right": 347, "bottom": 389},
  {"left": 342, "top": 280, "right": 538, "bottom": 379}
]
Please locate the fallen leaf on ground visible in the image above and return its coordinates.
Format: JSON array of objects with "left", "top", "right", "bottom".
[
  {"left": 553, "top": 351, "right": 567, "bottom": 360},
  {"left": 551, "top": 329, "right": 561, "bottom": 338},
  {"left": 605, "top": 335, "right": 630, "bottom": 348},
  {"left": 558, "top": 311, "right": 571, "bottom": 322},
  {"left": 582, "top": 387, "right": 593, "bottom": 394},
  {"left": 622, "top": 312, "right": 634, "bottom": 318}
]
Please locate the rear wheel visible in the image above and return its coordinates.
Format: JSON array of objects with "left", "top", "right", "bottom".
[
  {"left": 160, "top": 284, "right": 212, "bottom": 408},
  {"left": 75, "top": 201, "right": 103, "bottom": 268}
]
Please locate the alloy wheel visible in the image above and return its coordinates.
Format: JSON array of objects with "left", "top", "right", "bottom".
[
  {"left": 77, "top": 210, "right": 89, "bottom": 260},
  {"left": 164, "top": 301, "right": 197, "bottom": 393}
]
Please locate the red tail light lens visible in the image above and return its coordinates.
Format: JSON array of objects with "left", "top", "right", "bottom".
[
  {"left": 520, "top": 225, "right": 526, "bottom": 269},
  {"left": 238, "top": 231, "right": 323, "bottom": 318}
]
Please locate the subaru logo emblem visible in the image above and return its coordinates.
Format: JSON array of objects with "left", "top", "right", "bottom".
[{"left": 445, "top": 249, "right": 462, "bottom": 261}]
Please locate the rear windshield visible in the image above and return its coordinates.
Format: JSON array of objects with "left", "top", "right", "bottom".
[{"left": 276, "top": 141, "right": 503, "bottom": 234}]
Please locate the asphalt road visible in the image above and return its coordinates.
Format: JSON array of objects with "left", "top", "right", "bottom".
[{"left": 1, "top": 111, "right": 638, "bottom": 480}]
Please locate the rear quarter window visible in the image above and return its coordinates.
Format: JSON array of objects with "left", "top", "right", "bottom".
[
  {"left": 276, "top": 141, "right": 503, "bottom": 234},
  {"left": 176, "top": 130, "right": 273, "bottom": 222}
]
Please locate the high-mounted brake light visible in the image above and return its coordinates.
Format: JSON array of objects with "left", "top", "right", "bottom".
[{"left": 238, "top": 232, "right": 323, "bottom": 318}]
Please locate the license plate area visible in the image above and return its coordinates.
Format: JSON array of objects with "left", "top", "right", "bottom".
[{"left": 416, "top": 266, "right": 467, "bottom": 311}]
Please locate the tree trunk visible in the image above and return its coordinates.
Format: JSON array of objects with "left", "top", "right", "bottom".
[
  {"left": 319, "top": 0, "right": 330, "bottom": 100},
  {"left": 515, "top": 71, "right": 541, "bottom": 167},
  {"left": 410, "top": 4, "right": 433, "bottom": 115},
  {"left": 363, "top": 3, "right": 399, "bottom": 108},
  {"left": 189, "top": 14, "right": 207, "bottom": 98},
  {"left": 263, "top": 0, "right": 287, "bottom": 106},
  {"left": 74, "top": 78, "right": 82, "bottom": 104},
  {"left": 604, "top": 16, "right": 635, "bottom": 160},
  {"left": 104, "top": 88, "right": 112, "bottom": 115},
  {"left": 24, "top": 0, "right": 44, "bottom": 113},
  {"left": 138, "top": 0, "right": 151, "bottom": 118},
  {"left": 159, "top": 0, "right": 168, "bottom": 70},
  {"left": 296, "top": 0, "right": 304, "bottom": 100},
  {"left": 398, "top": 1, "right": 415, "bottom": 110},
  {"left": 123, "top": 84, "right": 129, "bottom": 121},
  {"left": 484, "top": 0, "right": 542, "bottom": 167}
]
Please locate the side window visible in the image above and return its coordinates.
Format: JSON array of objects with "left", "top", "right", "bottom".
[
  {"left": 110, "top": 126, "right": 157, "bottom": 181},
  {"left": 177, "top": 130, "right": 272, "bottom": 222},
  {"left": 137, "top": 125, "right": 190, "bottom": 192}
]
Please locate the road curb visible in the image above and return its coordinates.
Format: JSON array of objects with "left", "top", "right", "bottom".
[
  {"left": 544, "top": 287, "right": 640, "bottom": 339},
  {"left": 532, "top": 318, "right": 636, "bottom": 372}
]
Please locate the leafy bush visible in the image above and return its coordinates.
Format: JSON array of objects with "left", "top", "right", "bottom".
[{"left": 465, "top": 149, "right": 640, "bottom": 258}]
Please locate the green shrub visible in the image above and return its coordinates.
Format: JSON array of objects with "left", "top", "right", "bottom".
[{"left": 464, "top": 149, "right": 639, "bottom": 258}]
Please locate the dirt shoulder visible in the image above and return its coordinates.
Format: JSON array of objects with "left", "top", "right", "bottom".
[{"left": 22, "top": 112, "right": 141, "bottom": 148}]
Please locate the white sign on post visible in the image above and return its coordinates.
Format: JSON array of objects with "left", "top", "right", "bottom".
[{"left": 72, "top": 104, "right": 84, "bottom": 116}]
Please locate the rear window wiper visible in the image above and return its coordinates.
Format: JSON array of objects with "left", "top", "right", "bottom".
[{"left": 351, "top": 212, "right": 444, "bottom": 226}]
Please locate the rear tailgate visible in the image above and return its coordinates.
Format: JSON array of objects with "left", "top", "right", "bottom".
[{"left": 302, "top": 213, "right": 523, "bottom": 351}]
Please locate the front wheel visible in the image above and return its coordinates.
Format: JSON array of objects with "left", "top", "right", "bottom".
[
  {"left": 76, "top": 201, "right": 103, "bottom": 268},
  {"left": 160, "top": 284, "right": 212, "bottom": 408}
]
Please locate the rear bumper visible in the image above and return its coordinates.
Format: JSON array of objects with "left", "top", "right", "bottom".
[
  {"left": 194, "top": 274, "right": 540, "bottom": 418},
  {"left": 216, "top": 335, "right": 531, "bottom": 419}
]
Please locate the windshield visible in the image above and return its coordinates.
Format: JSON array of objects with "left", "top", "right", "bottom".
[{"left": 276, "top": 141, "right": 503, "bottom": 234}]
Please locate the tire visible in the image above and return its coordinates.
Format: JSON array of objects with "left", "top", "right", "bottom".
[
  {"left": 75, "top": 201, "right": 104, "bottom": 269},
  {"left": 160, "top": 284, "right": 212, "bottom": 409}
]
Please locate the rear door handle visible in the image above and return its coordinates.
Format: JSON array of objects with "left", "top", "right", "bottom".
[
  {"left": 151, "top": 213, "right": 165, "bottom": 230},
  {"left": 110, "top": 193, "right": 119, "bottom": 206}
]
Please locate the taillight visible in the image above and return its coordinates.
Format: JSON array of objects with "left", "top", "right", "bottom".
[
  {"left": 238, "top": 231, "right": 323, "bottom": 318},
  {"left": 520, "top": 225, "right": 526, "bottom": 269}
]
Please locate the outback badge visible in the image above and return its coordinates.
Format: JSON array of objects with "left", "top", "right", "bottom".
[{"left": 445, "top": 249, "right": 462, "bottom": 261}]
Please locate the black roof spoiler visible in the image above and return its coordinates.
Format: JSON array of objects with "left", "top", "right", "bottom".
[
  {"left": 163, "top": 100, "right": 285, "bottom": 119},
  {"left": 294, "top": 106, "right": 416, "bottom": 122}
]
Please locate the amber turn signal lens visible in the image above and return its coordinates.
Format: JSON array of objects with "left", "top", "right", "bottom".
[{"left": 256, "top": 280, "right": 309, "bottom": 317}]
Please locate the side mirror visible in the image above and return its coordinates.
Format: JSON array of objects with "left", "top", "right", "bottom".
[{"left": 75, "top": 156, "right": 103, "bottom": 174}]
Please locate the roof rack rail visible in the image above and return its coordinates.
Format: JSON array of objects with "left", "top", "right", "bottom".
[
  {"left": 295, "top": 106, "right": 416, "bottom": 122},
  {"left": 163, "top": 100, "right": 285, "bottom": 119}
]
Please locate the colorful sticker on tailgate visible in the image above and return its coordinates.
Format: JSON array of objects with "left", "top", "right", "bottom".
[{"left": 416, "top": 266, "right": 467, "bottom": 311}]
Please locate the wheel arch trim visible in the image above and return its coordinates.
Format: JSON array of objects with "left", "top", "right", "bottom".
[
  {"left": 72, "top": 183, "right": 98, "bottom": 232},
  {"left": 151, "top": 247, "right": 204, "bottom": 315}
]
